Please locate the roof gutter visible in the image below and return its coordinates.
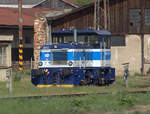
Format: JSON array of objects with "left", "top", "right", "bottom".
[{"left": 0, "top": 25, "right": 33, "bottom": 29}]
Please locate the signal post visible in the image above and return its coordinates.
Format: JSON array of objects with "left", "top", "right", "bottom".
[{"left": 18, "top": 0, "right": 23, "bottom": 71}]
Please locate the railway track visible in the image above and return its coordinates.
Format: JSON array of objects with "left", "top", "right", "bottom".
[{"left": 0, "top": 90, "right": 149, "bottom": 100}]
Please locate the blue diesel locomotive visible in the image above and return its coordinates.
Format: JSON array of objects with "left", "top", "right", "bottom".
[{"left": 31, "top": 30, "right": 115, "bottom": 87}]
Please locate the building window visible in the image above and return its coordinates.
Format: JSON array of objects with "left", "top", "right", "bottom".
[
  {"left": 0, "top": 46, "right": 7, "bottom": 66},
  {"left": 111, "top": 35, "right": 125, "bottom": 46},
  {"left": 144, "top": 9, "right": 150, "bottom": 25},
  {"left": 25, "top": 37, "right": 32, "bottom": 44},
  {"left": 129, "top": 9, "right": 141, "bottom": 26}
]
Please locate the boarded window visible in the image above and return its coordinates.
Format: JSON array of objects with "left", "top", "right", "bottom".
[
  {"left": 129, "top": 9, "right": 141, "bottom": 26},
  {"left": 144, "top": 9, "right": 150, "bottom": 25},
  {"left": 111, "top": 35, "right": 125, "bottom": 46},
  {"left": 0, "top": 46, "right": 7, "bottom": 66}
]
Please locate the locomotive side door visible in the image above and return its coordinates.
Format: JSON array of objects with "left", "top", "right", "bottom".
[
  {"left": 100, "top": 36, "right": 106, "bottom": 67},
  {"left": 100, "top": 36, "right": 111, "bottom": 67}
]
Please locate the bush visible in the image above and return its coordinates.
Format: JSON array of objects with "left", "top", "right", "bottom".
[
  {"left": 118, "top": 92, "right": 136, "bottom": 107},
  {"left": 71, "top": 99, "right": 84, "bottom": 107},
  {"left": 134, "top": 72, "right": 142, "bottom": 77}
]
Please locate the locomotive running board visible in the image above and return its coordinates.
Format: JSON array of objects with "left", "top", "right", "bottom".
[{"left": 37, "top": 85, "right": 74, "bottom": 88}]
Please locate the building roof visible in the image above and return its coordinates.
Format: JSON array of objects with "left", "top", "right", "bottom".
[
  {"left": 0, "top": 0, "right": 77, "bottom": 8},
  {"left": 0, "top": 0, "right": 45, "bottom": 5},
  {"left": 47, "top": 3, "right": 93, "bottom": 21},
  {"left": 0, "top": 8, "right": 58, "bottom": 26},
  {"left": 62, "top": 0, "right": 78, "bottom": 8}
]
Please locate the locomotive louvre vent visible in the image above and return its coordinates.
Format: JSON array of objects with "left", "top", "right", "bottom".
[{"left": 51, "top": 49, "right": 68, "bottom": 65}]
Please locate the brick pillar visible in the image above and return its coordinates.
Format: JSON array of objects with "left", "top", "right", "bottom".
[{"left": 34, "top": 17, "right": 47, "bottom": 69}]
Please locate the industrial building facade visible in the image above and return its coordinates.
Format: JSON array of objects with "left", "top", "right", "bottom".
[
  {"left": 0, "top": 35, "right": 13, "bottom": 80},
  {"left": 34, "top": 0, "right": 150, "bottom": 75}
]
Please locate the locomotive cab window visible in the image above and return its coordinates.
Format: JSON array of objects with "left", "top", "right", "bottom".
[
  {"left": 100, "top": 37, "right": 111, "bottom": 49},
  {"left": 52, "top": 35, "right": 74, "bottom": 44},
  {"left": 77, "top": 35, "right": 99, "bottom": 48}
]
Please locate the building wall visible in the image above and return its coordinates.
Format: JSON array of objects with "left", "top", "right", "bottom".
[
  {"left": 0, "top": 43, "right": 12, "bottom": 80},
  {"left": 0, "top": 28, "right": 33, "bottom": 48},
  {"left": 52, "top": 4, "right": 94, "bottom": 31},
  {"left": 0, "top": 68, "right": 9, "bottom": 81},
  {"left": 51, "top": 0, "right": 150, "bottom": 34},
  {"left": 34, "top": 17, "right": 47, "bottom": 69},
  {"left": 0, "top": 35, "right": 13, "bottom": 81},
  {"left": 143, "top": 34, "right": 150, "bottom": 74},
  {"left": 111, "top": 35, "right": 142, "bottom": 75},
  {"left": 0, "top": 28, "right": 34, "bottom": 69}
]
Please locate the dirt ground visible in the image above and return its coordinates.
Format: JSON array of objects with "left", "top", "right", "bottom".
[{"left": 126, "top": 105, "right": 150, "bottom": 114}]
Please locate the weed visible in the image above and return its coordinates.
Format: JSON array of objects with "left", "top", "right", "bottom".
[
  {"left": 118, "top": 92, "right": 136, "bottom": 107},
  {"left": 71, "top": 99, "right": 84, "bottom": 107},
  {"left": 13, "top": 72, "right": 22, "bottom": 82},
  {"left": 133, "top": 72, "right": 142, "bottom": 77}
]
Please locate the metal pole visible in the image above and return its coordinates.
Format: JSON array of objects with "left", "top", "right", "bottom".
[
  {"left": 141, "top": 34, "right": 144, "bottom": 74},
  {"left": 49, "top": 23, "right": 52, "bottom": 45},
  {"left": 18, "top": 0, "right": 23, "bottom": 41},
  {"left": 74, "top": 29, "right": 77, "bottom": 43},
  {"left": 107, "top": 0, "right": 110, "bottom": 30},
  {"left": 31, "top": 57, "right": 32, "bottom": 69},
  {"left": 9, "top": 69, "right": 13, "bottom": 93},
  {"left": 18, "top": 0, "right": 23, "bottom": 71},
  {"left": 140, "top": 6, "right": 144, "bottom": 74},
  {"left": 125, "top": 79, "right": 128, "bottom": 88},
  {"left": 94, "top": 0, "right": 97, "bottom": 30},
  {"left": 104, "top": 0, "right": 107, "bottom": 29}
]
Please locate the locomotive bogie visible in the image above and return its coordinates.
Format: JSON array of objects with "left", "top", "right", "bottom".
[{"left": 31, "top": 67, "right": 115, "bottom": 87}]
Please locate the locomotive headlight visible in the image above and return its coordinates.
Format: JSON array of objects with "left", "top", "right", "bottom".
[
  {"left": 54, "top": 45, "right": 57, "bottom": 48},
  {"left": 38, "top": 62, "right": 43, "bottom": 66},
  {"left": 68, "top": 61, "right": 73, "bottom": 66}
]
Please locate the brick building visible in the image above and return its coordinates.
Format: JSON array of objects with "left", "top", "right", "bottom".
[{"left": 0, "top": 8, "right": 60, "bottom": 69}]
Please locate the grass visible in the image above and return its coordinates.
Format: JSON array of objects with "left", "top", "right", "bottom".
[
  {"left": 0, "top": 70, "right": 150, "bottom": 114},
  {"left": 0, "top": 93, "right": 150, "bottom": 114},
  {"left": 0, "top": 69, "right": 150, "bottom": 98}
]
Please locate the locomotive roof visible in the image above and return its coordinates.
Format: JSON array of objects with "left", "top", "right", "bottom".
[{"left": 52, "top": 30, "right": 111, "bottom": 36}]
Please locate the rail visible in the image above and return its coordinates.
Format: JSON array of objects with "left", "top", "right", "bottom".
[{"left": 0, "top": 90, "right": 149, "bottom": 100}]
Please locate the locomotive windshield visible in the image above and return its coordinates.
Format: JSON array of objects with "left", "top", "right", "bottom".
[{"left": 52, "top": 34, "right": 100, "bottom": 48}]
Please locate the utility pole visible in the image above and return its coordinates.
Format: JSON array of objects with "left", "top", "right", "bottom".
[
  {"left": 104, "top": 0, "right": 107, "bottom": 29},
  {"left": 18, "top": 0, "right": 23, "bottom": 71}
]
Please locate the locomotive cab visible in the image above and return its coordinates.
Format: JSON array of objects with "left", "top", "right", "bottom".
[{"left": 31, "top": 30, "right": 115, "bottom": 87}]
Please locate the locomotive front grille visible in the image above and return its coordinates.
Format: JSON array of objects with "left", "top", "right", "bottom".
[{"left": 51, "top": 49, "right": 67, "bottom": 65}]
